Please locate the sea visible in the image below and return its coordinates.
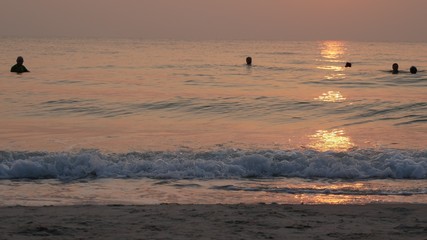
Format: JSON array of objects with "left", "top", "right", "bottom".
[{"left": 0, "top": 38, "right": 426, "bottom": 205}]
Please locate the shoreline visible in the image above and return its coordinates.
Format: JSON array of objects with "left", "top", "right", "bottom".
[{"left": 1, "top": 203, "right": 426, "bottom": 239}]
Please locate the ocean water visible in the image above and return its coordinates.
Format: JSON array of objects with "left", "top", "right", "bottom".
[{"left": 0, "top": 38, "right": 426, "bottom": 205}]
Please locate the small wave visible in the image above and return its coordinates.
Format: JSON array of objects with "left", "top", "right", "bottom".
[
  {"left": 343, "top": 101, "right": 427, "bottom": 126},
  {"left": 395, "top": 118, "right": 427, "bottom": 126},
  {"left": 259, "top": 51, "right": 296, "bottom": 56},
  {"left": 0, "top": 148, "right": 425, "bottom": 181},
  {"left": 303, "top": 80, "right": 379, "bottom": 88},
  {"left": 211, "top": 185, "right": 426, "bottom": 196}
]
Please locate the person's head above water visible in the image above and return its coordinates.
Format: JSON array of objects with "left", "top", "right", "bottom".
[
  {"left": 16, "top": 56, "right": 24, "bottom": 65},
  {"left": 246, "top": 56, "right": 252, "bottom": 66},
  {"left": 345, "top": 62, "right": 352, "bottom": 68},
  {"left": 392, "top": 63, "right": 399, "bottom": 74},
  {"left": 410, "top": 66, "right": 418, "bottom": 74}
]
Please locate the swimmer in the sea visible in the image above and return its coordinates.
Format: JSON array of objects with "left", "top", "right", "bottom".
[
  {"left": 246, "top": 56, "right": 252, "bottom": 66},
  {"left": 10, "top": 56, "right": 30, "bottom": 74},
  {"left": 391, "top": 63, "right": 399, "bottom": 74}
]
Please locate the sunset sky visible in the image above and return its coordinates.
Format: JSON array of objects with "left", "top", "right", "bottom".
[{"left": 1, "top": 0, "right": 426, "bottom": 41}]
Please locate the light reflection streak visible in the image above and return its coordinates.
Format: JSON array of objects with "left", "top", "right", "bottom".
[
  {"left": 296, "top": 194, "right": 370, "bottom": 205},
  {"left": 318, "top": 41, "right": 348, "bottom": 80},
  {"left": 308, "top": 129, "right": 355, "bottom": 152},
  {"left": 315, "top": 91, "right": 346, "bottom": 102},
  {"left": 320, "top": 41, "right": 346, "bottom": 61},
  {"left": 324, "top": 73, "right": 346, "bottom": 80},
  {"left": 317, "top": 66, "right": 343, "bottom": 71},
  {"left": 294, "top": 183, "right": 368, "bottom": 204}
]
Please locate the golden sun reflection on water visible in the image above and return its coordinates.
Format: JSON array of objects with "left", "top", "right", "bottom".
[
  {"left": 308, "top": 129, "right": 355, "bottom": 152},
  {"left": 318, "top": 41, "right": 348, "bottom": 80},
  {"left": 297, "top": 194, "right": 370, "bottom": 204},
  {"left": 324, "top": 73, "right": 346, "bottom": 80},
  {"left": 295, "top": 183, "right": 368, "bottom": 204},
  {"left": 315, "top": 91, "right": 346, "bottom": 102},
  {"left": 320, "top": 41, "right": 346, "bottom": 61},
  {"left": 316, "top": 65, "right": 343, "bottom": 71}
]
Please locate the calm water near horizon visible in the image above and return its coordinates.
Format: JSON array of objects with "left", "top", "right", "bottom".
[{"left": 0, "top": 38, "right": 426, "bottom": 205}]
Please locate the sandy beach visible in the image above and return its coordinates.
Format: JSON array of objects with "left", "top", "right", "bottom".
[{"left": 0, "top": 204, "right": 425, "bottom": 240}]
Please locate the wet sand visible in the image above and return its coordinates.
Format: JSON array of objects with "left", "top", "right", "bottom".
[{"left": 0, "top": 204, "right": 426, "bottom": 240}]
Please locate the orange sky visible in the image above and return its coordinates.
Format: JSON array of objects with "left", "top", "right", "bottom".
[{"left": 1, "top": 0, "right": 426, "bottom": 41}]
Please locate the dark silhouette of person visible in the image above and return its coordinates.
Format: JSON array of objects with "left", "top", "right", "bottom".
[
  {"left": 246, "top": 56, "right": 252, "bottom": 66},
  {"left": 410, "top": 66, "right": 418, "bottom": 74},
  {"left": 11, "top": 56, "right": 29, "bottom": 73},
  {"left": 345, "top": 62, "right": 352, "bottom": 68},
  {"left": 392, "top": 63, "right": 399, "bottom": 74}
]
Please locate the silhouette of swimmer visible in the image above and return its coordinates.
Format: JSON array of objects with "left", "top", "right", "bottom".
[
  {"left": 246, "top": 56, "right": 252, "bottom": 66},
  {"left": 410, "top": 66, "right": 418, "bottom": 74},
  {"left": 392, "top": 63, "right": 399, "bottom": 74},
  {"left": 10, "top": 56, "right": 29, "bottom": 73},
  {"left": 345, "top": 62, "right": 352, "bottom": 68}
]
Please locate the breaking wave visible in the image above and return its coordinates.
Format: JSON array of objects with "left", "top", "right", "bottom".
[{"left": 0, "top": 148, "right": 426, "bottom": 181}]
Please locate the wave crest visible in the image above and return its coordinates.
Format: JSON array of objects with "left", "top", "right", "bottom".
[{"left": 0, "top": 149, "right": 426, "bottom": 180}]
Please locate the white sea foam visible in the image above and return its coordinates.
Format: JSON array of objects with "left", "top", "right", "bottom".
[{"left": 0, "top": 149, "right": 426, "bottom": 180}]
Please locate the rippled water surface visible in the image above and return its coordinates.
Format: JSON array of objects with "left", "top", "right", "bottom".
[
  {"left": 0, "top": 38, "right": 426, "bottom": 204},
  {"left": 1, "top": 39, "right": 426, "bottom": 151}
]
